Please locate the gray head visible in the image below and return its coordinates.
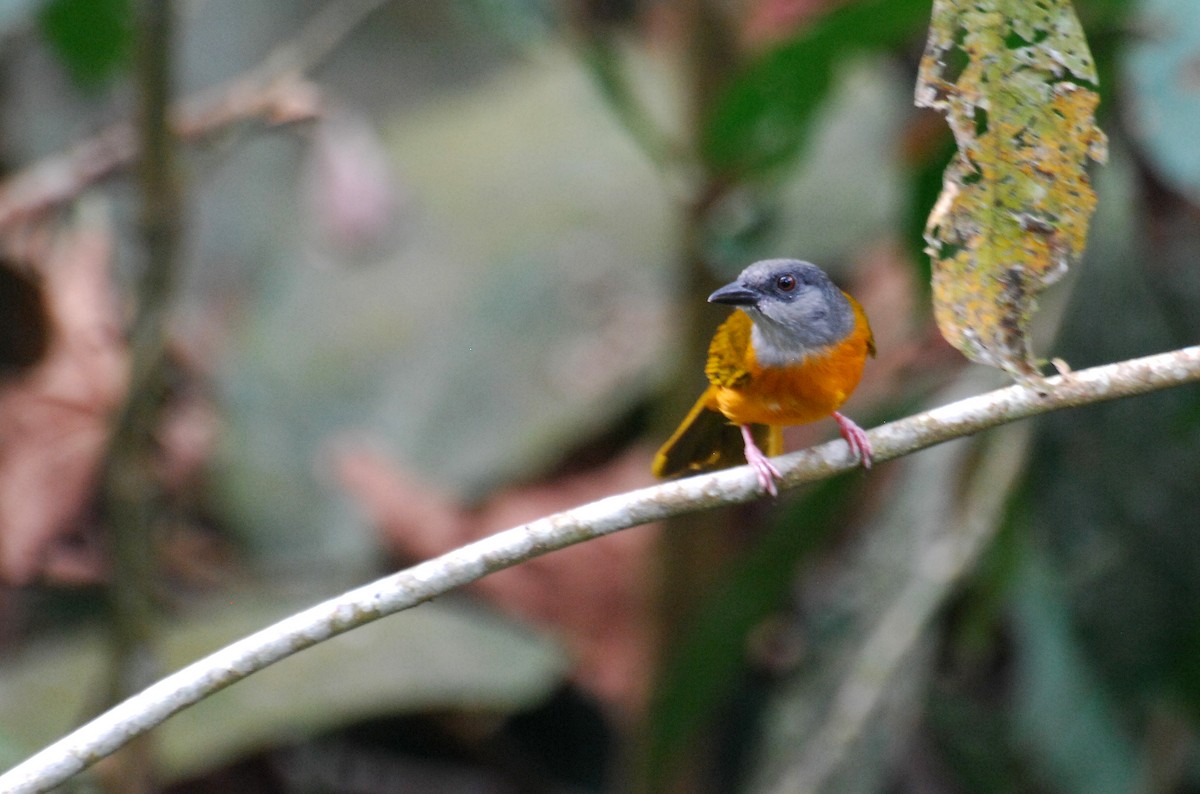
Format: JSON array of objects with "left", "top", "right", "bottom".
[{"left": 708, "top": 259, "right": 854, "bottom": 364}]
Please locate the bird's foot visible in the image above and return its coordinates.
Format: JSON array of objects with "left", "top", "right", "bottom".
[
  {"left": 833, "top": 412, "right": 872, "bottom": 469},
  {"left": 740, "top": 424, "right": 782, "bottom": 497}
]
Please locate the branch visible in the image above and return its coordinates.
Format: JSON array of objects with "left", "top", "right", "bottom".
[
  {"left": 0, "top": 79, "right": 320, "bottom": 236},
  {"left": 2, "top": 346, "right": 1199, "bottom": 794},
  {"left": 0, "top": 0, "right": 393, "bottom": 233}
]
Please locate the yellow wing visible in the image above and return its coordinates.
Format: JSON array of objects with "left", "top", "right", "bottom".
[
  {"left": 845, "top": 292, "right": 876, "bottom": 358},
  {"left": 652, "top": 309, "right": 782, "bottom": 480},
  {"left": 705, "top": 310, "right": 754, "bottom": 388},
  {"left": 652, "top": 387, "right": 782, "bottom": 479}
]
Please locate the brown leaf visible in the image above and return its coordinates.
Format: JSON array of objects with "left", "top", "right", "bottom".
[
  {"left": 333, "top": 441, "right": 660, "bottom": 722},
  {"left": 0, "top": 216, "right": 128, "bottom": 584}
]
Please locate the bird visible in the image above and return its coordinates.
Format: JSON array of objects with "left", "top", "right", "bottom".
[{"left": 652, "top": 259, "right": 875, "bottom": 496}]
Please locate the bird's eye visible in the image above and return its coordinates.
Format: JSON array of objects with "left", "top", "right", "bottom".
[{"left": 776, "top": 274, "right": 797, "bottom": 292}]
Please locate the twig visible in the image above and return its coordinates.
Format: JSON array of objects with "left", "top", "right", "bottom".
[
  {"left": 2, "top": 345, "right": 1199, "bottom": 794},
  {"left": 0, "top": 0, "right": 394, "bottom": 233},
  {"left": 0, "top": 78, "right": 319, "bottom": 235}
]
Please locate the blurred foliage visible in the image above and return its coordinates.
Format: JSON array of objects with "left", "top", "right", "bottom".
[
  {"left": 924, "top": 142, "right": 1200, "bottom": 793},
  {"left": 37, "top": 0, "right": 131, "bottom": 85},
  {"left": 216, "top": 51, "right": 673, "bottom": 569},
  {"left": 0, "top": 584, "right": 566, "bottom": 783},
  {"left": 2, "top": 0, "right": 1200, "bottom": 792},
  {"left": 709, "top": 61, "right": 910, "bottom": 272},
  {"left": 0, "top": 0, "right": 43, "bottom": 35},
  {"left": 1015, "top": 153, "right": 1200, "bottom": 781},
  {"left": 577, "top": 33, "right": 680, "bottom": 174},
  {"left": 643, "top": 476, "right": 859, "bottom": 790},
  {"left": 1124, "top": 0, "right": 1200, "bottom": 203},
  {"left": 454, "top": 0, "right": 554, "bottom": 48},
  {"left": 701, "top": 0, "right": 930, "bottom": 179},
  {"left": 902, "top": 125, "right": 955, "bottom": 289},
  {"left": 1007, "top": 539, "right": 1140, "bottom": 793}
]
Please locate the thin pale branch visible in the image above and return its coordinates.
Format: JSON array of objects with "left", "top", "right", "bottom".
[
  {"left": 2, "top": 345, "right": 1199, "bottom": 794},
  {"left": 0, "top": 77, "right": 319, "bottom": 236},
  {"left": 0, "top": 0, "right": 393, "bottom": 233}
]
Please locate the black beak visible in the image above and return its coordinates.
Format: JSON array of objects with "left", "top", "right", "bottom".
[{"left": 708, "top": 281, "right": 759, "bottom": 307}]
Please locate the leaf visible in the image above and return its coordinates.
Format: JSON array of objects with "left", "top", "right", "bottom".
[
  {"left": 915, "top": 0, "right": 1108, "bottom": 383},
  {"left": 701, "top": 0, "right": 930, "bottom": 178},
  {"left": 38, "top": 0, "right": 131, "bottom": 86},
  {"left": 334, "top": 442, "right": 660, "bottom": 716},
  {"left": 1124, "top": 0, "right": 1200, "bottom": 203},
  {"left": 0, "top": 212, "right": 127, "bottom": 585},
  {"left": 1009, "top": 540, "right": 1141, "bottom": 794}
]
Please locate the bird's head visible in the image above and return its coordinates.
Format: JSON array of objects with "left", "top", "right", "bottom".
[{"left": 708, "top": 259, "right": 855, "bottom": 363}]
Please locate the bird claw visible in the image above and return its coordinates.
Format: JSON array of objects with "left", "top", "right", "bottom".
[
  {"left": 833, "top": 412, "right": 873, "bottom": 469},
  {"left": 740, "top": 425, "right": 782, "bottom": 497},
  {"left": 749, "top": 455, "right": 782, "bottom": 497}
]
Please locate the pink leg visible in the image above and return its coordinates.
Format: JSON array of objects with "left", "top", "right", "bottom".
[
  {"left": 833, "top": 412, "right": 872, "bottom": 469},
  {"left": 740, "top": 424, "right": 782, "bottom": 497}
]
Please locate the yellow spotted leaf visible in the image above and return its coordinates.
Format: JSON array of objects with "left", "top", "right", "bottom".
[{"left": 915, "top": 0, "right": 1108, "bottom": 384}]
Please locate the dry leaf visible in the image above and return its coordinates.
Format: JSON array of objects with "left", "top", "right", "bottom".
[
  {"left": 0, "top": 216, "right": 128, "bottom": 583},
  {"left": 333, "top": 442, "right": 660, "bottom": 722},
  {"left": 916, "top": 0, "right": 1108, "bottom": 383}
]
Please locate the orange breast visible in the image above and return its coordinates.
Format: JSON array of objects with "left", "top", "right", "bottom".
[{"left": 706, "top": 301, "right": 872, "bottom": 427}]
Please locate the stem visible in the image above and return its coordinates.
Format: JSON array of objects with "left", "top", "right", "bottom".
[
  {"left": 0, "top": 0, "right": 397, "bottom": 233},
  {"left": 99, "top": 0, "right": 180, "bottom": 788},
  {"left": 4, "top": 346, "right": 1199, "bottom": 794}
]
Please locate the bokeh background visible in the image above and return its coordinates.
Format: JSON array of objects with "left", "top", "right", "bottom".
[{"left": 1, "top": 0, "right": 1199, "bottom": 792}]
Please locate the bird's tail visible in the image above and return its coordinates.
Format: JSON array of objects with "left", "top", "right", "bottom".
[{"left": 652, "top": 388, "right": 781, "bottom": 479}]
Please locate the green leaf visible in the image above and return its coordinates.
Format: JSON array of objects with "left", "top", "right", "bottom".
[
  {"left": 1009, "top": 540, "right": 1141, "bottom": 794},
  {"left": 641, "top": 476, "right": 859, "bottom": 790},
  {"left": 38, "top": 0, "right": 131, "bottom": 86},
  {"left": 701, "top": 0, "right": 930, "bottom": 178}
]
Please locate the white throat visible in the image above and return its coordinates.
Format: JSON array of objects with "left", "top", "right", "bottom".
[{"left": 750, "top": 319, "right": 820, "bottom": 367}]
